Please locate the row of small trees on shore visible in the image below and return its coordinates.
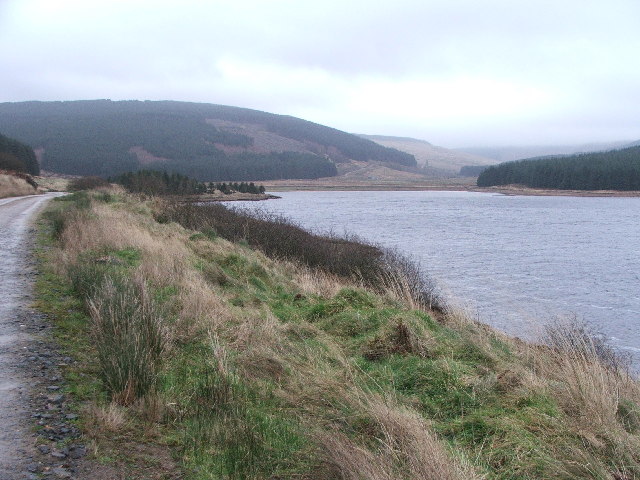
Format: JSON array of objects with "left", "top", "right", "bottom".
[
  {"left": 212, "top": 182, "right": 265, "bottom": 194},
  {"left": 104, "top": 170, "right": 266, "bottom": 196}
]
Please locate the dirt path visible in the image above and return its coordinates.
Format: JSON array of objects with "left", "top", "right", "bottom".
[{"left": 0, "top": 193, "right": 61, "bottom": 478}]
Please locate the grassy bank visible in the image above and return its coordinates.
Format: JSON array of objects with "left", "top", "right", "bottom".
[
  {"left": 34, "top": 189, "right": 640, "bottom": 479},
  {"left": 0, "top": 171, "right": 38, "bottom": 198}
]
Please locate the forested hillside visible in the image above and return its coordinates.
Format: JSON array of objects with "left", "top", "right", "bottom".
[
  {"left": 0, "top": 132, "right": 39, "bottom": 175},
  {"left": 477, "top": 145, "right": 640, "bottom": 190},
  {"left": 0, "top": 100, "right": 415, "bottom": 180}
]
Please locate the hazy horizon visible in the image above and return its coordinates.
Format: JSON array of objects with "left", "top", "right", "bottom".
[{"left": 2, "top": 1, "right": 639, "bottom": 148}]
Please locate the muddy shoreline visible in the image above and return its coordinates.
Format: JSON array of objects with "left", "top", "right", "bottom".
[
  {"left": 468, "top": 185, "right": 640, "bottom": 197},
  {"left": 177, "top": 192, "right": 281, "bottom": 202},
  {"left": 260, "top": 181, "right": 640, "bottom": 197}
]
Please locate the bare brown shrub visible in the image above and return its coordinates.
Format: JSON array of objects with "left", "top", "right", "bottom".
[{"left": 163, "top": 202, "right": 447, "bottom": 312}]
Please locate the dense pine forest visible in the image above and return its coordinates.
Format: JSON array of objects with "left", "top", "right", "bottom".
[
  {"left": 477, "top": 145, "right": 640, "bottom": 190},
  {"left": 0, "top": 100, "right": 415, "bottom": 180},
  {"left": 0, "top": 132, "right": 39, "bottom": 175}
]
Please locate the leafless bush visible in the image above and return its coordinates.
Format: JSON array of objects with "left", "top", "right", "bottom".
[
  {"left": 164, "top": 202, "right": 445, "bottom": 311},
  {"left": 379, "top": 249, "right": 446, "bottom": 312},
  {"left": 165, "top": 202, "right": 382, "bottom": 277}
]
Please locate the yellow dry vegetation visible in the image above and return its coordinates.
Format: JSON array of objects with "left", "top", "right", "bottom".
[{"left": 0, "top": 173, "right": 37, "bottom": 198}]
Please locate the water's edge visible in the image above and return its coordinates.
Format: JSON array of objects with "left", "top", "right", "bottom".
[{"left": 233, "top": 190, "right": 640, "bottom": 369}]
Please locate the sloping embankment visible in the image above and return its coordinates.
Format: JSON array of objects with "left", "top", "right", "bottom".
[
  {"left": 0, "top": 171, "right": 38, "bottom": 199},
  {"left": 34, "top": 189, "right": 640, "bottom": 479}
]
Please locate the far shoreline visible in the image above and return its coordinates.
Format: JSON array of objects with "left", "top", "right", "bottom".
[{"left": 259, "top": 180, "right": 640, "bottom": 198}]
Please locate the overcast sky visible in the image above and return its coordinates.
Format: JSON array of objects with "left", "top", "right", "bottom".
[{"left": 1, "top": 0, "right": 639, "bottom": 147}]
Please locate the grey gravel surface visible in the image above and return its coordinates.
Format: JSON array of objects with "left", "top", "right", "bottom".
[{"left": 0, "top": 194, "right": 87, "bottom": 479}]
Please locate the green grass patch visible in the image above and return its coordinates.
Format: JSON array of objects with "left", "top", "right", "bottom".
[
  {"left": 189, "top": 227, "right": 217, "bottom": 242},
  {"left": 163, "top": 343, "right": 315, "bottom": 479},
  {"left": 112, "top": 247, "right": 141, "bottom": 266}
]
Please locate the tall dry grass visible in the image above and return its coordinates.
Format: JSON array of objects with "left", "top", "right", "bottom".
[
  {"left": 288, "top": 262, "right": 346, "bottom": 298},
  {"left": 53, "top": 195, "right": 228, "bottom": 401},
  {"left": 318, "top": 395, "right": 481, "bottom": 480},
  {"left": 537, "top": 318, "right": 638, "bottom": 426},
  {"left": 0, "top": 173, "right": 37, "bottom": 198},
  {"left": 59, "top": 202, "right": 191, "bottom": 286},
  {"left": 378, "top": 250, "right": 445, "bottom": 313},
  {"left": 175, "top": 271, "right": 231, "bottom": 340}
]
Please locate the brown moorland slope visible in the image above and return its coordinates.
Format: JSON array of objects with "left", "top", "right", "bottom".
[{"left": 360, "top": 134, "right": 496, "bottom": 173}]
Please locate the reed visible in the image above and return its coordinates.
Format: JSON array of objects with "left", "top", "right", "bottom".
[{"left": 88, "top": 275, "right": 169, "bottom": 405}]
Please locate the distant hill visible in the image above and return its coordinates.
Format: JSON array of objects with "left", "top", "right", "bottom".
[
  {"left": 477, "top": 145, "right": 640, "bottom": 190},
  {"left": 0, "top": 132, "right": 39, "bottom": 175},
  {"left": 0, "top": 100, "right": 416, "bottom": 181},
  {"left": 359, "top": 134, "right": 496, "bottom": 175},
  {"left": 457, "top": 142, "right": 630, "bottom": 164}
]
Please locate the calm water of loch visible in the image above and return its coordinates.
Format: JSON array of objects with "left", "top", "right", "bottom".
[{"left": 234, "top": 191, "right": 640, "bottom": 369}]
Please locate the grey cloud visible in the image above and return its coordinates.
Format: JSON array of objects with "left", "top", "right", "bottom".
[{"left": 1, "top": 0, "right": 639, "bottom": 146}]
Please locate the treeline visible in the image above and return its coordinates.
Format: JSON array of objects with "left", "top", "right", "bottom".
[
  {"left": 477, "top": 146, "right": 640, "bottom": 190},
  {"left": 157, "top": 151, "right": 337, "bottom": 181},
  {"left": 110, "top": 170, "right": 267, "bottom": 196},
  {"left": 110, "top": 170, "right": 205, "bottom": 195},
  {"left": 214, "top": 182, "right": 265, "bottom": 194},
  {"left": 0, "top": 100, "right": 414, "bottom": 179},
  {"left": 0, "top": 132, "right": 39, "bottom": 175}
]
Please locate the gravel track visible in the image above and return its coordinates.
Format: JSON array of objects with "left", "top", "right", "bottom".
[{"left": 0, "top": 193, "right": 85, "bottom": 479}]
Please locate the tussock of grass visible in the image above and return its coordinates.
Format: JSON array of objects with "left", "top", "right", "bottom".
[
  {"left": 88, "top": 275, "right": 169, "bottom": 405},
  {"left": 35, "top": 189, "right": 640, "bottom": 480},
  {"left": 84, "top": 402, "right": 129, "bottom": 434}
]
